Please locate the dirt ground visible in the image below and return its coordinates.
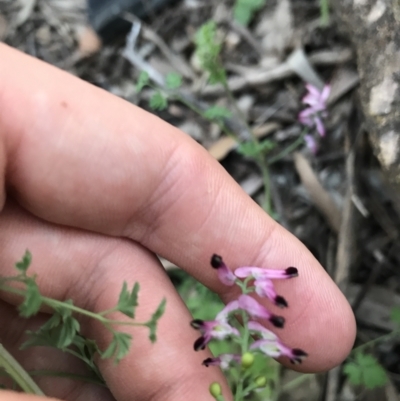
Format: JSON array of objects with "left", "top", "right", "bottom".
[{"left": 1, "top": 1, "right": 400, "bottom": 400}]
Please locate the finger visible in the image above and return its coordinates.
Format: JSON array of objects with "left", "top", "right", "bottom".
[
  {"left": 0, "top": 391, "right": 59, "bottom": 401},
  {"left": 0, "top": 202, "right": 231, "bottom": 401},
  {"left": 0, "top": 44, "right": 355, "bottom": 371}
]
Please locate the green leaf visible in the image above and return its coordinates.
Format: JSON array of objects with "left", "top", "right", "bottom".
[
  {"left": 101, "top": 332, "right": 132, "bottom": 363},
  {"left": 233, "top": 4, "right": 253, "bottom": 26},
  {"left": 117, "top": 281, "right": 140, "bottom": 318},
  {"left": 194, "top": 21, "right": 226, "bottom": 84},
  {"left": 233, "top": 0, "right": 266, "bottom": 26},
  {"left": 166, "top": 72, "right": 183, "bottom": 90},
  {"left": 56, "top": 316, "right": 80, "bottom": 349},
  {"left": 136, "top": 71, "right": 150, "bottom": 93},
  {"left": 238, "top": 139, "right": 276, "bottom": 158},
  {"left": 15, "top": 250, "right": 32, "bottom": 274},
  {"left": 390, "top": 306, "right": 400, "bottom": 326},
  {"left": 149, "top": 92, "right": 168, "bottom": 110},
  {"left": 19, "top": 278, "right": 42, "bottom": 317},
  {"left": 344, "top": 352, "right": 388, "bottom": 389},
  {"left": 204, "top": 106, "right": 232, "bottom": 121},
  {"left": 148, "top": 298, "right": 166, "bottom": 343}
]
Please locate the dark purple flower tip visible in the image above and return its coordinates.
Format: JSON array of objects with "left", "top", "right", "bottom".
[
  {"left": 211, "top": 254, "right": 223, "bottom": 269},
  {"left": 275, "top": 295, "right": 288, "bottom": 308},
  {"left": 202, "top": 358, "right": 214, "bottom": 367},
  {"left": 190, "top": 319, "right": 204, "bottom": 330},
  {"left": 194, "top": 336, "right": 207, "bottom": 351},
  {"left": 290, "top": 349, "right": 308, "bottom": 364},
  {"left": 285, "top": 267, "right": 298, "bottom": 277},
  {"left": 270, "top": 315, "right": 285, "bottom": 328}
]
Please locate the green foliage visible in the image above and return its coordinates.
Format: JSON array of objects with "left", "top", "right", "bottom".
[
  {"left": 391, "top": 306, "right": 400, "bottom": 326},
  {"left": 233, "top": 0, "right": 266, "bottom": 26},
  {"left": 204, "top": 106, "right": 232, "bottom": 122},
  {"left": 150, "top": 92, "right": 168, "bottom": 110},
  {"left": 136, "top": 71, "right": 150, "bottom": 93},
  {"left": 101, "top": 331, "right": 132, "bottom": 363},
  {"left": 194, "top": 21, "right": 226, "bottom": 84},
  {"left": 344, "top": 352, "right": 388, "bottom": 389},
  {"left": 0, "top": 250, "right": 166, "bottom": 381},
  {"left": 165, "top": 72, "right": 183, "bottom": 90},
  {"left": 238, "top": 139, "right": 276, "bottom": 158},
  {"left": 15, "top": 250, "right": 32, "bottom": 275},
  {"left": 22, "top": 301, "right": 80, "bottom": 350},
  {"left": 117, "top": 281, "right": 140, "bottom": 318},
  {"left": 147, "top": 298, "right": 167, "bottom": 343},
  {"left": 18, "top": 278, "right": 42, "bottom": 318}
]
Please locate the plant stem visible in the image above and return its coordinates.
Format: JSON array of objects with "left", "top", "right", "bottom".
[
  {"left": 0, "top": 343, "right": 44, "bottom": 395},
  {"left": 0, "top": 283, "right": 148, "bottom": 328},
  {"left": 320, "top": 0, "right": 329, "bottom": 26},
  {"left": 175, "top": 94, "right": 239, "bottom": 141},
  {"left": 267, "top": 131, "right": 306, "bottom": 165},
  {"left": 281, "top": 373, "right": 314, "bottom": 393},
  {"left": 221, "top": 80, "right": 274, "bottom": 215},
  {"left": 352, "top": 329, "right": 400, "bottom": 354}
]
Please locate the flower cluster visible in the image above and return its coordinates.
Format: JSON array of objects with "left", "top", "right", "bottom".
[
  {"left": 298, "top": 83, "right": 331, "bottom": 154},
  {"left": 190, "top": 255, "right": 307, "bottom": 371}
]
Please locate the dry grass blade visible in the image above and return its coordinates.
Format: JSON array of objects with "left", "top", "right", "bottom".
[{"left": 293, "top": 152, "right": 342, "bottom": 233}]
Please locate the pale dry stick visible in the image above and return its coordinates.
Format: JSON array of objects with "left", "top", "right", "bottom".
[
  {"left": 123, "top": 11, "right": 195, "bottom": 80},
  {"left": 293, "top": 152, "right": 342, "bottom": 233},
  {"left": 123, "top": 20, "right": 165, "bottom": 87},
  {"left": 203, "top": 48, "right": 353, "bottom": 95}
]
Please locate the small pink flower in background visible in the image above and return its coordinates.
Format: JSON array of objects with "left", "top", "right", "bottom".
[
  {"left": 299, "top": 83, "right": 331, "bottom": 153},
  {"left": 304, "top": 134, "right": 318, "bottom": 155}
]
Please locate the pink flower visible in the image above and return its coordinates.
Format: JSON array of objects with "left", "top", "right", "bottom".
[
  {"left": 238, "top": 294, "right": 285, "bottom": 328},
  {"left": 248, "top": 321, "right": 307, "bottom": 364},
  {"left": 234, "top": 266, "right": 298, "bottom": 308},
  {"left": 298, "top": 83, "right": 331, "bottom": 138},
  {"left": 191, "top": 318, "right": 240, "bottom": 351},
  {"left": 202, "top": 353, "right": 241, "bottom": 369},
  {"left": 250, "top": 339, "right": 308, "bottom": 365},
  {"left": 211, "top": 254, "right": 236, "bottom": 286}
]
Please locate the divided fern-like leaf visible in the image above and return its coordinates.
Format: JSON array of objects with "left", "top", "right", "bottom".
[
  {"left": 344, "top": 352, "right": 388, "bottom": 389},
  {"left": 117, "top": 281, "right": 140, "bottom": 318},
  {"left": 150, "top": 92, "right": 168, "bottom": 110},
  {"left": 233, "top": 0, "right": 267, "bottom": 26}
]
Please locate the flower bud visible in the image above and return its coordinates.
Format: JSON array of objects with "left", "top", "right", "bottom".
[
  {"left": 209, "top": 382, "right": 222, "bottom": 398},
  {"left": 255, "top": 376, "right": 267, "bottom": 388},
  {"left": 241, "top": 352, "right": 255, "bottom": 368}
]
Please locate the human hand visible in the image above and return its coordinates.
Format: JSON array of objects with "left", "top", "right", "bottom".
[{"left": 0, "top": 44, "right": 355, "bottom": 401}]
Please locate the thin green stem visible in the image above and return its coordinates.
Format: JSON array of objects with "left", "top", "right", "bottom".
[
  {"left": 0, "top": 283, "right": 147, "bottom": 328},
  {"left": 221, "top": 80, "right": 274, "bottom": 215},
  {"left": 281, "top": 373, "right": 315, "bottom": 393},
  {"left": 0, "top": 343, "right": 44, "bottom": 395},
  {"left": 267, "top": 130, "right": 307, "bottom": 165},
  {"left": 320, "top": 0, "right": 329, "bottom": 26},
  {"left": 28, "top": 370, "right": 106, "bottom": 387},
  {"left": 174, "top": 94, "right": 239, "bottom": 141},
  {"left": 351, "top": 329, "right": 400, "bottom": 355}
]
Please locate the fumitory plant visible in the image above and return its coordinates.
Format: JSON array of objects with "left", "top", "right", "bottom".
[
  {"left": 298, "top": 83, "right": 331, "bottom": 154},
  {"left": 0, "top": 250, "right": 166, "bottom": 394},
  {"left": 190, "top": 255, "right": 307, "bottom": 401}
]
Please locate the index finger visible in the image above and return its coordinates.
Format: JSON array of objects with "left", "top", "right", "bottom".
[{"left": 0, "top": 44, "right": 355, "bottom": 371}]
